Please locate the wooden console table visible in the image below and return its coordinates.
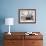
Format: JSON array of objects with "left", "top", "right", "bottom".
[{"left": 4, "top": 32, "right": 43, "bottom": 46}]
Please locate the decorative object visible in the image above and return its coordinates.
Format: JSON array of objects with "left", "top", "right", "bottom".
[
  {"left": 25, "top": 32, "right": 38, "bottom": 35},
  {"left": 18, "top": 9, "right": 36, "bottom": 23},
  {"left": 5, "top": 18, "right": 14, "bottom": 35}
]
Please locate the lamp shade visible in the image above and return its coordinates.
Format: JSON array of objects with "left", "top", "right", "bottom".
[{"left": 5, "top": 18, "right": 14, "bottom": 25}]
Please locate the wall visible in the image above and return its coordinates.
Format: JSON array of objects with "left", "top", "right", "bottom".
[
  {"left": 0, "top": 0, "right": 46, "bottom": 46},
  {"left": 0, "top": 0, "right": 46, "bottom": 32}
]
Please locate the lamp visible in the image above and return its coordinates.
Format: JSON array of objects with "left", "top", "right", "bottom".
[{"left": 5, "top": 18, "right": 14, "bottom": 35}]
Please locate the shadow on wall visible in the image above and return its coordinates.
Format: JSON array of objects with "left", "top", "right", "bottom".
[{"left": 0, "top": 16, "right": 5, "bottom": 46}]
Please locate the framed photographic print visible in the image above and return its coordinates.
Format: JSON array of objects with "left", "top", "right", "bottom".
[{"left": 18, "top": 9, "right": 36, "bottom": 23}]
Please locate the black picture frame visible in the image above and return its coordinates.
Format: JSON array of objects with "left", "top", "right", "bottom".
[{"left": 18, "top": 9, "right": 36, "bottom": 24}]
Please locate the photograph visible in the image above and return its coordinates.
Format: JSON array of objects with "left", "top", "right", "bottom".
[{"left": 18, "top": 9, "right": 36, "bottom": 23}]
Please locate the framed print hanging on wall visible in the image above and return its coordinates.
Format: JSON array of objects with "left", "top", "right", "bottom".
[{"left": 18, "top": 9, "right": 36, "bottom": 24}]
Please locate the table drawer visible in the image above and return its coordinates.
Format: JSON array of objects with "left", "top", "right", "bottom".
[
  {"left": 4, "top": 40, "right": 24, "bottom": 46},
  {"left": 25, "top": 35, "right": 43, "bottom": 40},
  {"left": 24, "top": 40, "right": 43, "bottom": 46},
  {"left": 4, "top": 35, "right": 24, "bottom": 40},
  {"left": 4, "top": 40, "right": 16, "bottom": 46}
]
